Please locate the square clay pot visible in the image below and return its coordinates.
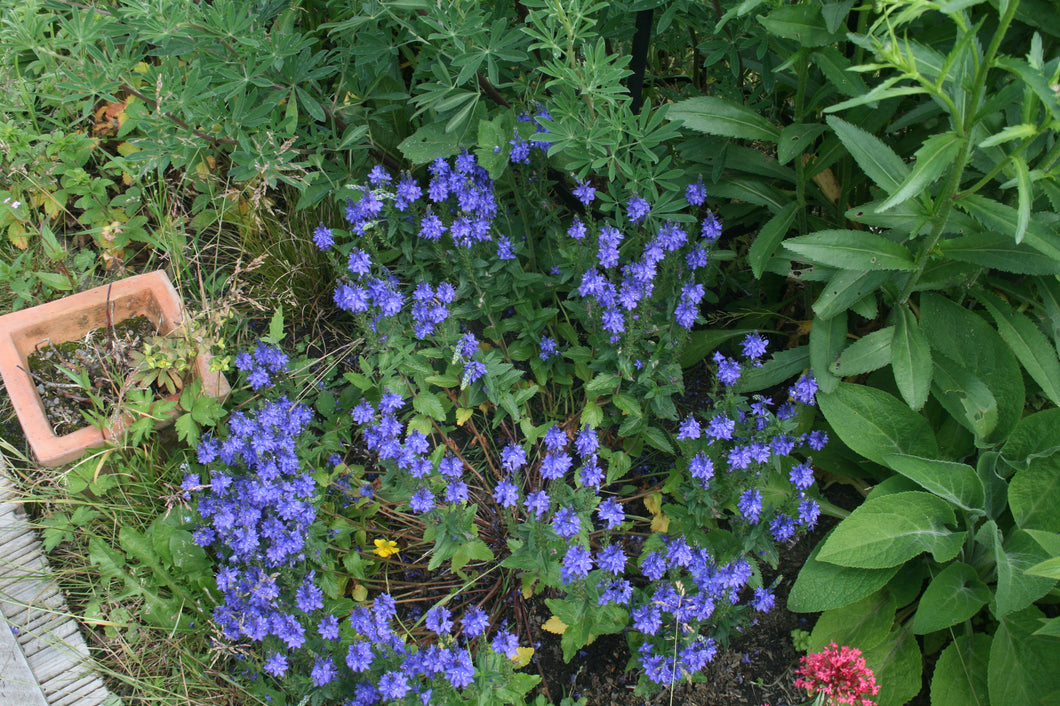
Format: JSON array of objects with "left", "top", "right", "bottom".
[{"left": 0, "top": 270, "right": 230, "bottom": 466}]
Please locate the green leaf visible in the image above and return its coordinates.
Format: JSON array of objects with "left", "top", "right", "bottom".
[
  {"left": 397, "top": 123, "right": 462, "bottom": 164},
  {"left": 1027, "top": 557, "right": 1060, "bottom": 580},
  {"left": 960, "top": 194, "right": 1060, "bottom": 261},
  {"left": 777, "top": 124, "right": 827, "bottom": 165},
  {"left": 876, "top": 132, "right": 963, "bottom": 212},
  {"left": 938, "top": 231, "right": 1060, "bottom": 275},
  {"left": 922, "top": 293, "right": 1025, "bottom": 444},
  {"left": 412, "top": 392, "right": 446, "bottom": 422},
  {"left": 931, "top": 634, "right": 991, "bottom": 706},
  {"left": 680, "top": 329, "right": 755, "bottom": 367},
  {"left": 978, "top": 123, "right": 1038, "bottom": 148},
  {"left": 748, "top": 202, "right": 798, "bottom": 278},
  {"left": 1013, "top": 158, "right": 1033, "bottom": 244},
  {"left": 1000, "top": 408, "right": 1060, "bottom": 472},
  {"left": 758, "top": 4, "right": 841, "bottom": 47},
  {"left": 821, "top": 0, "right": 856, "bottom": 33},
  {"left": 784, "top": 230, "right": 916, "bottom": 270},
  {"left": 585, "top": 373, "right": 620, "bottom": 395},
  {"left": 813, "top": 270, "right": 891, "bottom": 321},
  {"left": 808, "top": 590, "right": 896, "bottom": 654},
  {"left": 1009, "top": 456, "right": 1060, "bottom": 532},
  {"left": 832, "top": 326, "right": 894, "bottom": 376},
  {"left": 989, "top": 606, "right": 1060, "bottom": 706},
  {"left": 452, "top": 539, "right": 494, "bottom": 576},
  {"left": 669, "top": 96, "right": 780, "bottom": 142},
  {"left": 863, "top": 627, "right": 923, "bottom": 706},
  {"left": 882, "top": 454, "right": 985, "bottom": 512},
  {"left": 813, "top": 46, "right": 868, "bottom": 98},
  {"left": 789, "top": 529, "right": 901, "bottom": 612},
  {"left": 931, "top": 351, "right": 999, "bottom": 440},
  {"left": 977, "top": 290, "right": 1060, "bottom": 407},
  {"left": 826, "top": 115, "right": 909, "bottom": 194},
  {"left": 891, "top": 305, "right": 932, "bottom": 410},
  {"left": 809, "top": 310, "right": 846, "bottom": 394},
  {"left": 818, "top": 491, "right": 962, "bottom": 569},
  {"left": 734, "top": 345, "right": 810, "bottom": 393},
  {"left": 978, "top": 522, "right": 1056, "bottom": 617},
  {"left": 911, "top": 562, "right": 990, "bottom": 634},
  {"left": 818, "top": 382, "right": 939, "bottom": 467}
]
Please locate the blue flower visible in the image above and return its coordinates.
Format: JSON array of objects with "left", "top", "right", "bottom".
[
  {"left": 543, "top": 425, "right": 568, "bottom": 451},
  {"left": 626, "top": 194, "right": 651, "bottom": 223},
  {"left": 752, "top": 587, "right": 775, "bottom": 612},
  {"left": 789, "top": 462, "right": 815, "bottom": 490},
  {"left": 462, "top": 606, "right": 489, "bottom": 638},
  {"left": 713, "top": 352, "right": 742, "bottom": 386},
  {"left": 525, "top": 490, "right": 550, "bottom": 518},
  {"left": 561, "top": 545, "right": 593, "bottom": 583},
  {"left": 491, "top": 630, "right": 520, "bottom": 658},
  {"left": 310, "top": 654, "right": 338, "bottom": 686},
  {"left": 701, "top": 211, "right": 722, "bottom": 241},
  {"left": 395, "top": 173, "right": 422, "bottom": 211},
  {"left": 596, "top": 543, "right": 626, "bottom": 574},
  {"left": 738, "top": 488, "right": 762, "bottom": 524},
  {"left": 410, "top": 486, "right": 435, "bottom": 513},
  {"left": 573, "top": 180, "right": 597, "bottom": 205},
  {"left": 552, "top": 507, "right": 581, "bottom": 538},
  {"left": 597, "top": 224, "right": 623, "bottom": 268},
  {"left": 574, "top": 426, "right": 598, "bottom": 458},
  {"left": 685, "top": 180, "right": 707, "bottom": 206},
  {"left": 345, "top": 641, "right": 373, "bottom": 672},
  {"left": 318, "top": 614, "right": 339, "bottom": 640},
  {"left": 640, "top": 550, "right": 667, "bottom": 580},
  {"left": 770, "top": 514, "right": 797, "bottom": 542},
  {"left": 368, "top": 165, "right": 391, "bottom": 185},
  {"left": 631, "top": 604, "right": 662, "bottom": 635},
  {"left": 567, "top": 217, "right": 587, "bottom": 240},
  {"left": 741, "top": 332, "right": 768, "bottom": 360},
  {"left": 539, "top": 336, "right": 558, "bottom": 361},
  {"left": 462, "top": 360, "right": 487, "bottom": 387},
  {"left": 378, "top": 671, "right": 411, "bottom": 700},
  {"left": 677, "top": 414, "right": 701, "bottom": 440},
  {"left": 496, "top": 235, "right": 516, "bottom": 261},
  {"left": 688, "top": 453, "right": 714, "bottom": 484},
  {"left": 597, "top": 498, "right": 624, "bottom": 528},
  {"left": 426, "top": 605, "right": 453, "bottom": 635},
  {"left": 539, "top": 451, "right": 572, "bottom": 480},
  {"left": 500, "top": 444, "right": 526, "bottom": 471},
  {"left": 798, "top": 498, "right": 821, "bottom": 528},
  {"left": 444, "top": 480, "right": 469, "bottom": 504},
  {"left": 263, "top": 652, "right": 288, "bottom": 677},
  {"left": 312, "top": 224, "right": 334, "bottom": 250}
]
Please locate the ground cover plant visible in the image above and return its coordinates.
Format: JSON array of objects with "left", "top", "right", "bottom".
[{"left": 0, "top": 0, "right": 1058, "bottom": 705}]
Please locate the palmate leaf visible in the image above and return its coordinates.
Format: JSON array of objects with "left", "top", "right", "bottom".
[{"left": 783, "top": 229, "right": 916, "bottom": 270}]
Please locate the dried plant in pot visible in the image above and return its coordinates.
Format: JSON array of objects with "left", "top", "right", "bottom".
[{"left": 0, "top": 270, "right": 230, "bottom": 466}]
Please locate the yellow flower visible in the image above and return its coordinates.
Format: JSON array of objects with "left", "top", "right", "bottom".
[{"left": 372, "top": 538, "right": 399, "bottom": 558}]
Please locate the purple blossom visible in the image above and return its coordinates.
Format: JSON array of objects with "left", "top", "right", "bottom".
[
  {"left": 492, "top": 630, "right": 520, "bottom": 658},
  {"left": 552, "top": 507, "right": 581, "bottom": 538},
  {"left": 677, "top": 415, "right": 701, "bottom": 440},
  {"left": 686, "top": 180, "right": 707, "bottom": 206},
  {"left": 539, "top": 336, "right": 558, "bottom": 361},
  {"left": 568, "top": 218, "right": 587, "bottom": 240},
  {"left": 790, "top": 373, "right": 818, "bottom": 405},
  {"left": 312, "top": 224, "right": 334, "bottom": 250},
  {"left": 741, "top": 332, "right": 769, "bottom": 360},
  {"left": 597, "top": 498, "right": 625, "bottom": 528},
  {"left": 493, "top": 479, "right": 519, "bottom": 507},
  {"left": 426, "top": 605, "right": 453, "bottom": 635},
  {"left": 311, "top": 655, "right": 338, "bottom": 686},
  {"left": 688, "top": 453, "right": 714, "bottom": 483},
  {"left": 626, "top": 194, "right": 651, "bottom": 223},
  {"left": 462, "top": 360, "right": 487, "bottom": 386},
  {"left": 770, "top": 514, "right": 797, "bottom": 542},
  {"left": 596, "top": 543, "right": 626, "bottom": 574},
  {"left": 701, "top": 211, "right": 722, "bottom": 241},
  {"left": 798, "top": 498, "right": 821, "bottom": 528},
  {"left": 525, "top": 490, "right": 550, "bottom": 518},
  {"left": 738, "top": 489, "right": 762, "bottom": 524},
  {"left": 574, "top": 426, "right": 598, "bottom": 458},
  {"left": 789, "top": 462, "right": 815, "bottom": 490},
  {"left": 573, "top": 180, "right": 597, "bottom": 205},
  {"left": 462, "top": 606, "right": 489, "bottom": 638},
  {"left": 561, "top": 545, "right": 593, "bottom": 583},
  {"left": 264, "top": 652, "right": 288, "bottom": 677},
  {"left": 752, "top": 587, "right": 775, "bottom": 613},
  {"left": 713, "top": 352, "right": 742, "bottom": 386}
]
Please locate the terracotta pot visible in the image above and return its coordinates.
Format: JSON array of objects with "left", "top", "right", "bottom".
[{"left": 0, "top": 271, "right": 230, "bottom": 466}]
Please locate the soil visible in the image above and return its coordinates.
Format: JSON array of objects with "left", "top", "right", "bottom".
[{"left": 26, "top": 315, "right": 156, "bottom": 435}]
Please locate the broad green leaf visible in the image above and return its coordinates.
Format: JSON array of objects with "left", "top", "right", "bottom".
[
  {"left": 809, "top": 311, "right": 846, "bottom": 393},
  {"left": 734, "top": 345, "right": 809, "bottom": 393},
  {"left": 808, "top": 590, "right": 896, "bottom": 654},
  {"left": 978, "top": 452, "right": 1010, "bottom": 520},
  {"left": 922, "top": 293, "right": 1025, "bottom": 444},
  {"left": 1027, "top": 557, "right": 1060, "bottom": 579},
  {"left": 1034, "top": 616, "right": 1060, "bottom": 638},
  {"left": 1008, "top": 455, "right": 1060, "bottom": 532},
  {"left": 863, "top": 627, "right": 923, "bottom": 706},
  {"left": 821, "top": 0, "right": 856, "bottom": 32},
  {"left": 789, "top": 529, "right": 901, "bottom": 612},
  {"left": 989, "top": 606, "right": 1060, "bottom": 706},
  {"left": 832, "top": 326, "right": 894, "bottom": 376},
  {"left": 911, "top": 562, "right": 990, "bottom": 634},
  {"left": 397, "top": 123, "right": 462, "bottom": 164},
  {"left": 818, "top": 382, "right": 939, "bottom": 466},
  {"left": 977, "top": 522, "right": 1055, "bottom": 617},
  {"left": 709, "top": 178, "right": 787, "bottom": 210},
  {"left": 585, "top": 373, "right": 621, "bottom": 395},
  {"left": 784, "top": 230, "right": 916, "bottom": 270},
  {"left": 892, "top": 305, "right": 932, "bottom": 410},
  {"left": 978, "top": 291, "right": 1060, "bottom": 407},
  {"left": 932, "top": 352, "right": 999, "bottom": 440},
  {"left": 777, "top": 123, "right": 827, "bottom": 165},
  {"left": 939, "top": 231, "right": 1060, "bottom": 275},
  {"left": 818, "top": 492, "right": 962, "bottom": 569},
  {"left": 412, "top": 392, "right": 446, "bottom": 422},
  {"left": 876, "top": 132, "right": 963, "bottom": 212},
  {"left": 882, "top": 454, "right": 985, "bottom": 512},
  {"left": 1000, "top": 408, "right": 1060, "bottom": 472},
  {"left": 826, "top": 116, "right": 909, "bottom": 193},
  {"left": 930, "top": 634, "right": 991, "bottom": 706},
  {"left": 813, "top": 269, "right": 891, "bottom": 320},
  {"left": 668, "top": 96, "right": 780, "bottom": 142},
  {"left": 749, "top": 202, "right": 798, "bottom": 278},
  {"left": 758, "top": 4, "right": 841, "bottom": 46}
]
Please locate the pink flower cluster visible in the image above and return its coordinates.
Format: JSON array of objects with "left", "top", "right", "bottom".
[{"left": 795, "top": 643, "right": 880, "bottom": 706}]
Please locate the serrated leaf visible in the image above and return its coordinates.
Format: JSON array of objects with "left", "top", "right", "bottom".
[
  {"left": 778, "top": 123, "right": 827, "bottom": 165},
  {"left": 978, "top": 122, "right": 1038, "bottom": 148},
  {"left": 813, "top": 269, "right": 891, "bottom": 321},
  {"left": 891, "top": 305, "right": 932, "bottom": 410},
  {"left": 817, "top": 491, "right": 962, "bottom": 569},
  {"left": 813, "top": 46, "right": 868, "bottom": 98},
  {"left": 749, "top": 202, "right": 798, "bottom": 278},
  {"left": 818, "top": 382, "right": 939, "bottom": 466},
  {"left": 977, "top": 291, "right": 1060, "bottom": 407},
  {"left": 911, "top": 562, "right": 990, "bottom": 634},
  {"left": 455, "top": 407, "right": 473, "bottom": 426},
  {"left": 669, "top": 96, "right": 780, "bottom": 142},
  {"left": 412, "top": 392, "right": 446, "bottom": 421},
  {"left": 938, "top": 231, "right": 1060, "bottom": 275},
  {"left": 398, "top": 123, "right": 462, "bottom": 164},
  {"left": 877, "top": 132, "right": 962, "bottom": 212},
  {"left": 832, "top": 326, "right": 894, "bottom": 376},
  {"left": 784, "top": 230, "right": 916, "bottom": 270},
  {"left": 758, "top": 4, "right": 840, "bottom": 46},
  {"left": 826, "top": 116, "right": 909, "bottom": 194},
  {"left": 1014, "top": 156, "right": 1032, "bottom": 244},
  {"left": 960, "top": 194, "right": 1060, "bottom": 261}
]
